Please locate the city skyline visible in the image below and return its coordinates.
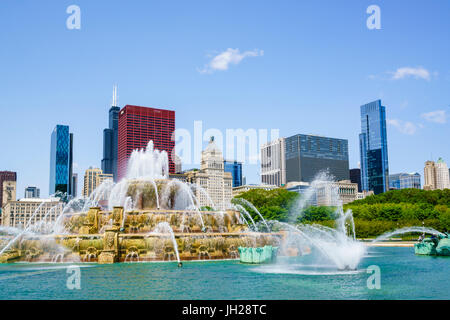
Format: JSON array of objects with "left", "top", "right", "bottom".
[{"left": 1, "top": 1, "right": 449, "bottom": 197}]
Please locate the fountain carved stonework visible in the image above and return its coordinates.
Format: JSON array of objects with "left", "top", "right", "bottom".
[{"left": 0, "top": 203, "right": 282, "bottom": 264}]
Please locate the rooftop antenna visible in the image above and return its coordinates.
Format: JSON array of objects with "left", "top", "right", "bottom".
[{"left": 112, "top": 84, "right": 118, "bottom": 107}]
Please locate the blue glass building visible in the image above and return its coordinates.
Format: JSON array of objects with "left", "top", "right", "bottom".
[
  {"left": 389, "top": 172, "right": 421, "bottom": 190},
  {"left": 224, "top": 160, "right": 243, "bottom": 187},
  {"left": 102, "top": 86, "right": 120, "bottom": 181},
  {"left": 284, "top": 134, "right": 349, "bottom": 183},
  {"left": 359, "top": 100, "right": 389, "bottom": 194},
  {"left": 49, "top": 125, "right": 73, "bottom": 195}
]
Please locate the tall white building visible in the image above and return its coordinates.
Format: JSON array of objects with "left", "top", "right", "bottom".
[
  {"left": 424, "top": 158, "right": 450, "bottom": 190},
  {"left": 435, "top": 158, "right": 450, "bottom": 190},
  {"left": 186, "top": 137, "right": 233, "bottom": 210},
  {"left": 424, "top": 161, "right": 436, "bottom": 190},
  {"left": 261, "top": 138, "right": 286, "bottom": 187}
]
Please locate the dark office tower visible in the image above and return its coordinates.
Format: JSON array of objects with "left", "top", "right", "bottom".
[
  {"left": 117, "top": 105, "right": 175, "bottom": 180},
  {"left": 359, "top": 100, "right": 389, "bottom": 195},
  {"left": 49, "top": 125, "right": 73, "bottom": 195},
  {"left": 285, "top": 134, "right": 349, "bottom": 183},
  {"left": 224, "top": 160, "right": 243, "bottom": 187},
  {"left": 349, "top": 168, "right": 362, "bottom": 192},
  {"left": 102, "top": 85, "right": 120, "bottom": 181},
  {"left": 71, "top": 173, "right": 78, "bottom": 198},
  {"left": 0, "top": 171, "right": 17, "bottom": 207}
]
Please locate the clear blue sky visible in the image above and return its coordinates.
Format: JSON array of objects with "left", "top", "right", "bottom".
[{"left": 0, "top": 0, "right": 449, "bottom": 198}]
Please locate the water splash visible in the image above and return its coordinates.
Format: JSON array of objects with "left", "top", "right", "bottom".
[{"left": 372, "top": 227, "right": 445, "bottom": 243}]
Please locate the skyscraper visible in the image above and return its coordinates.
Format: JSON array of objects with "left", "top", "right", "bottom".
[
  {"left": 349, "top": 168, "right": 362, "bottom": 192},
  {"left": 435, "top": 158, "right": 450, "bottom": 190},
  {"left": 284, "top": 134, "right": 349, "bottom": 183},
  {"left": 224, "top": 160, "right": 243, "bottom": 187},
  {"left": 261, "top": 138, "right": 286, "bottom": 187},
  {"left": 49, "top": 125, "right": 73, "bottom": 195},
  {"left": 424, "top": 160, "right": 436, "bottom": 190},
  {"left": 185, "top": 137, "right": 233, "bottom": 210},
  {"left": 117, "top": 105, "right": 175, "bottom": 180},
  {"left": 359, "top": 100, "right": 389, "bottom": 194},
  {"left": 24, "top": 186, "right": 40, "bottom": 198},
  {"left": 83, "top": 167, "right": 113, "bottom": 197},
  {"left": 0, "top": 171, "right": 17, "bottom": 207},
  {"left": 102, "top": 85, "right": 120, "bottom": 181},
  {"left": 71, "top": 173, "right": 78, "bottom": 198}
]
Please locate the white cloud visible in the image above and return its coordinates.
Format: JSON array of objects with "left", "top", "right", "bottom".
[
  {"left": 199, "top": 48, "right": 264, "bottom": 74},
  {"left": 421, "top": 110, "right": 447, "bottom": 124},
  {"left": 391, "top": 67, "right": 431, "bottom": 81},
  {"left": 387, "top": 119, "right": 417, "bottom": 135}
]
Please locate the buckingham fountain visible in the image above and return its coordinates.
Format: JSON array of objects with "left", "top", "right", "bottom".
[
  {"left": 4, "top": 141, "right": 443, "bottom": 271},
  {"left": 0, "top": 142, "right": 282, "bottom": 264}
]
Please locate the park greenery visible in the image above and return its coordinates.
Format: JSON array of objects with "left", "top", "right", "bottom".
[{"left": 234, "top": 188, "right": 450, "bottom": 238}]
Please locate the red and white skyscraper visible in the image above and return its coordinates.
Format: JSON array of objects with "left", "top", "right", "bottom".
[{"left": 117, "top": 105, "right": 175, "bottom": 180}]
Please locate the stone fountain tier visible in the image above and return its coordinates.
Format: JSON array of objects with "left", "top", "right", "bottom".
[
  {"left": 0, "top": 231, "right": 283, "bottom": 264},
  {"left": 63, "top": 207, "right": 246, "bottom": 235},
  {"left": 0, "top": 205, "right": 284, "bottom": 264},
  {"left": 125, "top": 179, "right": 188, "bottom": 210}
]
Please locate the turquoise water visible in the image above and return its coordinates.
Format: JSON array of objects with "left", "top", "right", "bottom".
[{"left": 0, "top": 247, "right": 448, "bottom": 300}]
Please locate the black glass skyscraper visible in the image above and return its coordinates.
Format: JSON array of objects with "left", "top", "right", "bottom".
[
  {"left": 359, "top": 100, "right": 389, "bottom": 194},
  {"left": 102, "top": 85, "right": 120, "bottom": 181},
  {"left": 49, "top": 125, "right": 73, "bottom": 195},
  {"left": 285, "top": 134, "right": 349, "bottom": 183}
]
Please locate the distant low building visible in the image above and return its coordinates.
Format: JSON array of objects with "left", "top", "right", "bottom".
[
  {"left": 232, "top": 184, "right": 278, "bottom": 197},
  {"left": 285, "top": 181, "right": 316, "bottom": 206},
  {"left": 389, "top": 172, "right": 421, "bottom": 190},
  {"left": 316, "top": 180, "right": 359, "bottom": 206},
  {"left": 356, "top": 190, "right": 374, "bottom": 200},
  {"left": 2, "top": 198, "right": 64, "bottom": 229}
]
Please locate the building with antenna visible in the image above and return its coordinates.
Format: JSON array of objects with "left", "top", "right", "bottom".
[{"left": 102, "top": 85, "right": 120, "bottom": 181}]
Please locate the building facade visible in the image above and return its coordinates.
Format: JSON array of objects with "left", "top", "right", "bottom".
[
  {"left": 232, "top": 184, "right": 278, "bottom": 197},
  {"left": 83, "top": 167, "right": 113, "bottom": 197},
  {"left": 424, "top": 160, "right": 436, "bottom": 190},
  {"left": 285, "top": 134, "right": 349, "bottom": 183},
  {"left": 224, "top": 160, "right": 243, "bottom": 188},
  {"left": 424, "top": 159, "right": 450, "bottom": 190},
  {"left": 349, "top": 168, "right": 362, "bottom": 192},
  {"left": 102, "top": 85, "right": 120, "bottom": 181},
  {"left": 0, "top": 171, "right": 17, "bottom": 207},
  {"left": 117, "top": 105, "right": 175, "bottom": 180},
  {"left": 185, "top": 137, "right": 233, "bottom": 210},
  {"left": 24, "top": 186, "right": 40, "bottom": 199},
  {"left": 2, "top": 198, "right": 64, "bottom": 229},
  {"left": 359, "top": 100, "right": 389, "bottom": 194},
  {"left": 389, "top": 172, "right": 421, "bottom": 190},
  {"left": 49, "top": 125, "right": 74, "bottom": 196},
  {"left": 435, "top": 158, "right": 450, "bottom": 190},
  {"left": 261, "top": 138, "right": 286, "bottom": 187},
  {"left": 316, "top": 180, "right": 359, "bottom": 206}
]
